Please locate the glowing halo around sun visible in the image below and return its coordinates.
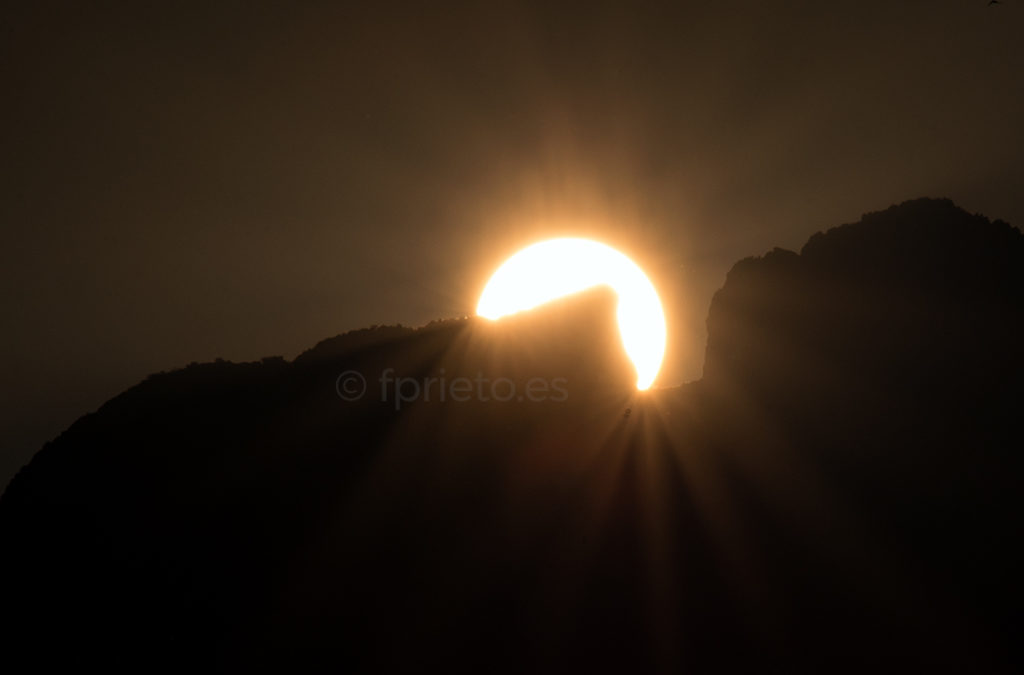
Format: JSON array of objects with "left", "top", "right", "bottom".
[{"left": 477, "top": 238, "right": 667, "bottom": 390}]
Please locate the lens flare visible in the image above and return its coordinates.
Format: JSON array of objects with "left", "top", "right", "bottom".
[{"left": 477, "top": 238, "right": 666, "bottom": 389}]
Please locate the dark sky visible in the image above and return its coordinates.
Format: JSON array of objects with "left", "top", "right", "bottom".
[{"left": 2, "top": 0, "right": 1022, "bottom": 488}]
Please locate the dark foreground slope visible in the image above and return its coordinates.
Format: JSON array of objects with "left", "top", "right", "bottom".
[
  {"left": 2, "top": 199, "right": 1022, "bottom": 673},
  {"left": 695, "top": 198, "right": 1024, "bottom": 671}
]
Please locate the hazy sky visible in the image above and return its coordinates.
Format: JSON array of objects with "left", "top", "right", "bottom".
[{"left": 2, "top": 0, "right": 1022, "bottom": 488}]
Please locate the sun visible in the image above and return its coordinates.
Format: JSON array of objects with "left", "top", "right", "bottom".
[{"left": 477, "top": 238, "right": 667, "bottom": 390}]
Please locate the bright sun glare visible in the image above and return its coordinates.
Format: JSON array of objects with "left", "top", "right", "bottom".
[{"left": 477, "top": 238, "right": 667, "bottom": 390}]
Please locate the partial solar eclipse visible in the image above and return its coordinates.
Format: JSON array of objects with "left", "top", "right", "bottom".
[{"left": 477, "top": 238, "right": 666, "bottom": 390}]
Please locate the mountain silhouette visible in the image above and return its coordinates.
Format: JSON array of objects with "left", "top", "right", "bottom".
[{"left": 2, "top": 198, "right": 1021, "bottom": 673}]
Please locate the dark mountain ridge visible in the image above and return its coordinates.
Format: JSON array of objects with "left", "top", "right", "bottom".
[{"left": 2, "top": 198, "right": 1022, "bottom": 673}]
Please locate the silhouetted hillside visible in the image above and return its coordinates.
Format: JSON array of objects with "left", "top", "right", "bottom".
[
  {"left": 2, "top": 199, "right": 1022, "bottom": 673},
  {"left": 698, "top": 198, "right": 1024, "bottom": 671}
]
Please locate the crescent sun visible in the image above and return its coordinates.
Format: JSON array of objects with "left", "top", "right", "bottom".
[{"left": 477, "top": 238, "right": 667, "bottom": 390}]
